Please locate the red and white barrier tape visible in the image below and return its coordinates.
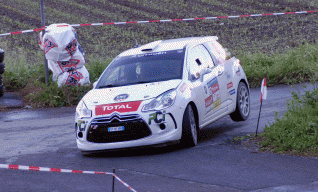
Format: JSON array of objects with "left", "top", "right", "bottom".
[
  {"left": 0, "top": 164, "right": 137, "bottom": 192},
  {"left": 1, "top": 9, "right": 318, "bottom": 37}
]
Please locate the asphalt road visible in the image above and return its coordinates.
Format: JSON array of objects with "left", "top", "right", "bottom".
[{"left": 0, "top": 83, "right": 318, "bottom": 192}]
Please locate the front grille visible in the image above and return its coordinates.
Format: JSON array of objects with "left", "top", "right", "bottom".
[{"left": 87, "top": 113, "right": 151, "bottom": 143}]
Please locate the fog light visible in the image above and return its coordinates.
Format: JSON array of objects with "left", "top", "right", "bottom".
[
  {"left": 78, "top": 132, "right": 83, "bottom": 138},
  {"left": 159, "top": 123, "right": 166, "bottom": 130}
]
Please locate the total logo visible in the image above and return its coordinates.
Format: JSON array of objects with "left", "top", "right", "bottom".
[
  {"left": 102, "top": 104, "right": 131, "bottom": 111},
  {"left": 95, "top": 101, "right": 142, "bottom": 115}
]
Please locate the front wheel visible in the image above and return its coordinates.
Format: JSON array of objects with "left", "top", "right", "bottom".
[
  {"left": 230, "top": 82, "right": 250, "bottom": 121},
  {"left": 180, "top": 104, "right": 198, "bottom": 148}
]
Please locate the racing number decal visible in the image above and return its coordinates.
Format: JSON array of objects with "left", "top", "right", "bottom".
[{"left": 148, "top": 111, "right": 166, "bottom": 125}]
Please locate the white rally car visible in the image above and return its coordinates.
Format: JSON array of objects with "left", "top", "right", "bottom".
[{"left": 75, "top": 36, "right": 250, "bottom": 153}]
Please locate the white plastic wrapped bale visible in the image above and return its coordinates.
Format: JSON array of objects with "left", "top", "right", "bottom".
[
  {"left": 57, "top": 66, "right": 90, "bottom": 87},
  {"left": 38, "top": 23, "right": 89, "bottom": 86},
  {"left": 40, "top": 23, "right": 82, "bottom": 62}
]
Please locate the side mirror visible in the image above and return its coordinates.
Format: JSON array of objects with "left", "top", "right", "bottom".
[
  {"left": 190, "top": 74, "right": 198, "bottom": 82},
  {"left": 199, "top": 68, "right": 212, "bottom": 82},
  {"left": 93, "top": 81, "right": 97, "bottom": 89}
]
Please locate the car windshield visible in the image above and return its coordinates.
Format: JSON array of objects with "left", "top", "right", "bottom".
[{"left": 97, "top": 49, "right": 185, "bottom": 88}]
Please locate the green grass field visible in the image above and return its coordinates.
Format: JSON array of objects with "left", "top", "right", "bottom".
[{"left": 1, "top": 0, "right": 318, "bottom": 58}]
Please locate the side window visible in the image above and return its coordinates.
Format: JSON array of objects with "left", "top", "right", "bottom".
[
  {"left": 188, "top": 45, "right": 214, "bottom": 79},
  {"left": 204, "top": 41, "right": 227, "bottom": 62}
]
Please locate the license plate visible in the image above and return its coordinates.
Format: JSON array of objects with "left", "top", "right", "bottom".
[{"left": 108, "top": 126, "right": 125, "bottom": 132}]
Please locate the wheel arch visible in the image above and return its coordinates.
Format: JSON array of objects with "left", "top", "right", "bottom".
[
  {"left": 239, "top": 78, "right": 249, "bottom": 91},
  {"left": 188, "top": 101, "right": 199, "bottom": 129}
]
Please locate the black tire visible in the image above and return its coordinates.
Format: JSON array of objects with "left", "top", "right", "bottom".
[
  {"left": 0, "top": 63, "right": 4, "bottom": 74},
  {"left": 0, "top": 84, "right": 4, "bottom": 97},
  {"left": 230, "top": 82, "right": 250, "bottom": 121},
  {"left": 180, "top": 104, "right": 198, "bottom": 148}
]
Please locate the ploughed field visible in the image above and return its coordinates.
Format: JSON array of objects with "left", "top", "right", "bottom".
[{"left": 1, "top": 0, "right": 318, "bottom": 58}]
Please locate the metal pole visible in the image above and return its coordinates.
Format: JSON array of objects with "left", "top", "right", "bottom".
[
  {"left": 255, "top": 100, "right": 263, "bottom": 137},
  {"left": 40, "top": 0, "right": 49, "bottom": 86},
  {"left": 112, "top": 168, "right": 115, "bottom": 192},
  {"left": 256, "top": 73, "right": 267, "bottom": 137}
]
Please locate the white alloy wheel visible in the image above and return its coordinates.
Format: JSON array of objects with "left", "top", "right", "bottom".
[{"left": 230, "top": 82, "right": 250, "bottom": 121}]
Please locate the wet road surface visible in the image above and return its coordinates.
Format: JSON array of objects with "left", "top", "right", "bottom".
[{"left": 0, "top": 83, "right": 318, "bottom": 192}]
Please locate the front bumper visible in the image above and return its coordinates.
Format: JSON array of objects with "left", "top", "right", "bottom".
[{"left": 75, "top": 106, "right": 185, "bottom": 151}]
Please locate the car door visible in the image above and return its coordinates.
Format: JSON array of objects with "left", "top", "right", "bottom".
[
  {"left": 199, "top": 45, "right": 228, "bottom": 122},
  {"left": 187, "top": 44, "right": 227, "bottom": 125}
]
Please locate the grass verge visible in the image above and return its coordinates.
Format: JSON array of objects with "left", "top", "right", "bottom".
[
  {"left": 240, "top": 43, "right": 318, "bottom": 87},
  {"left": 233, "top": 81, "right": 318, "bottom": 157}
]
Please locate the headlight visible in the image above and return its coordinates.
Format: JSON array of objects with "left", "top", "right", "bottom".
[
  {"left": 76, "top": 100, "right": 92, "bottom": 119},
  {"left": 142, "top": 89, "right": 176, "bottom": 112}
]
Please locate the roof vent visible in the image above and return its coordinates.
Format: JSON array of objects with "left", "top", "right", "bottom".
[{"left": 139, "top": 40, "right": 162, "bottom": 52}]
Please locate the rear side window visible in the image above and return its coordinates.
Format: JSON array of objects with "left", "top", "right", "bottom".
[{"left": 204, "top": 41, "right": 227, "bottom": 62}]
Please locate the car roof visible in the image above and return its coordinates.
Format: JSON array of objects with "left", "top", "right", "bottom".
[{"left": 118, "top": 36, "right": 218, "bottom": 57}]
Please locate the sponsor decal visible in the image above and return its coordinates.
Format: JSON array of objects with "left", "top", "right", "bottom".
[
  {"left": 225, "top": 72, "right": 231, "bottom": 79},
  {"left": 148, "top": 110, "right": 166, "bottom": 125},
  {"left": 66, "top": 71, "right": 84, "bottom": 86},
  {"left": 227, "top": 82, "right": 233, "bottom": 89},
  {"left": 58, "top": 59, "right": 80, "bottom": 72},
  {"left": 90, "top": 125, "right": 98, "bottom": 130},
  {"left": 77, "top": 120, "right": 87, "bottom": 131},
  {"left": 210, "top": 80, "right": 220, "bottom": 95},
  {"left": 205, "top": 77, "right": 220, "bottom": 112},
  {"left": 205, "top": 95, "right": 213, "bottom": 108},
  {"left": 65, "top": 38, "right": 77, "bottom": 56},
  {"left": 114, "top": 94, "right": 129, "bottom": 102},
  {"left": 43, "top": 37, "right": 58, "bottom": 54},
  {"left": 179, "top": 83, "right": 187, "bottom": 93},
  {"left": 95, "top": 100, "right": 142, "bottom": 116},
  {"left": 213, "top": 99, "right": 221, "bottom": 110},
  {"left": 207, "top": 77, "right": 218, "bottom": 88},
  {"left": 136, "top": 51, "right": 167, "bottom": 57},
  {"left": 229, "top": 89, "right": 236, "bottom": 95}
]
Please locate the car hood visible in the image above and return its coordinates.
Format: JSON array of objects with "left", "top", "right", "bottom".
[{"left": 83, "top": 79, "right": 182, "bottom": 107}]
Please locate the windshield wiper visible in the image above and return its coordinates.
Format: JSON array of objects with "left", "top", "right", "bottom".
[
  {"left": 134, "top": 80, "right": 153, "bottom": 84},
  {"left": 98, "top": 84, "right": 116, "bottom": 88}
]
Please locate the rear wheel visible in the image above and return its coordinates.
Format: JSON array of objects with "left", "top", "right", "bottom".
[
  {"left": 230, "top": 82, "right": 250, "bottom": 121},
  {"left": 180, "top": 104, "right": 198, "bottom": 148}
]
